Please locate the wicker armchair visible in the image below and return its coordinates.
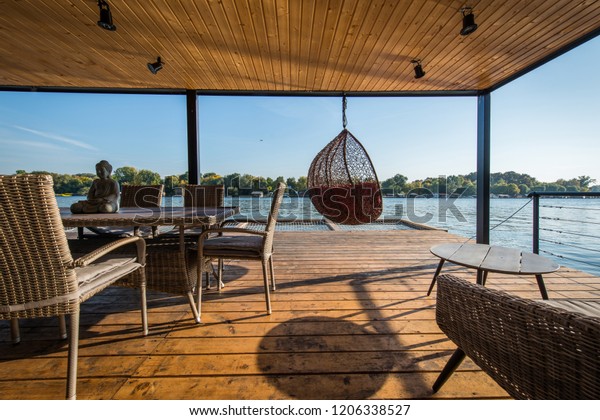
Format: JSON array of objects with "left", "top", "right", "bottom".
[
  {"left": 194, "top": 182, "right": 286, "bottom": 317},
  {"left": 81, "top": 184, "right": 164, "bottom": 238},
  {"left": 0, "top": 174, "right": 148, "bottom": 400},
  {"left": 433, "top": 274, "right": 600, "bottom": 399}
]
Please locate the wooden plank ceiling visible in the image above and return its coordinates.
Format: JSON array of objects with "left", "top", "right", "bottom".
[{"left": 1, "top": 0, "right": 599, "bottom": 93}]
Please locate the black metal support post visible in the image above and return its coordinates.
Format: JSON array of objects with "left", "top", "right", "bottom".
[
  {"left": 476, "top": 92, "right": 491, "bottom": 245},
  {"left": 531, "top": 192, "right": 540, "bottom": 254},
  {"left": 186, "top": 90, "right": 199, "bottom": 184}
]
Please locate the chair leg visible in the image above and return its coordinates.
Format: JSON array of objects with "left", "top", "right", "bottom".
[
  {"left": 218, "top": 259, "right": 224, "bottom": 290},
  {"left": 432, "top": 348, "right": 466, "bottom": 393},
  {"left": 191, "top": 276, "right": 202, "bottom": 324},
  {"left": 261, "top": 260, "right": 272, "bottom": 314},
  {"left": 10, "top": 318, "right": 20, "bottom": 344},
  {"left": 66, "top": 311, "right": 80, "bottom": 400},
  {"left": 140, "top": 274, "right": 149, "bottom": 336},
  {"left": 205, "top": 271, "right": 211, "bottom": 290},
  {"left": 269, "top": 255, "right": 276, "bottom": 291},
  {"left": 59, "top": 315, "right": 67, "bottom": 339}
]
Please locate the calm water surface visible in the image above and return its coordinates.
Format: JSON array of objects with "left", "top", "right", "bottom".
[{"left": 57, "top": 196, "right": 600, "bottom": 277}]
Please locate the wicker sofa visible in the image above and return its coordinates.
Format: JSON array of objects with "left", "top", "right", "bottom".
[{"left": 434, "top": 274, "right": 600, "bottom": 399}]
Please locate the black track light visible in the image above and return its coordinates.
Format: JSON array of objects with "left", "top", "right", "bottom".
[
  {"left": 147, "top": 57, "right": 163, "bottom": 74},
  {"left": 411, "top": 59, "right": 425, "bottom": 79},
  {"left": 460, "top": 7, "right": 478, "bottom": 36},
  {"left": 97, "top": 0, "right": 116, "bottom": 31}
]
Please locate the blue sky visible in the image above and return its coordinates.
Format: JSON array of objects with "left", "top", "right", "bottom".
[{"left": 1, "top": 35, "right": 599, "bottom": 184}]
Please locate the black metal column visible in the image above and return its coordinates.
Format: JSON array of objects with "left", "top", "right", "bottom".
[
  {"left": 476, "top": 92, "right": 491, "bottom": 244},
  {"left": 186, "top": 90, "right": 199, "bottom": 184},
  {"left": 531, "top": 193, "right": 540, "bottom": 254}
]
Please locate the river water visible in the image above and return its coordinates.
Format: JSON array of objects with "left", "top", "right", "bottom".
[{"left": 57, "top": 196, "right": 600, "bottom": 277}]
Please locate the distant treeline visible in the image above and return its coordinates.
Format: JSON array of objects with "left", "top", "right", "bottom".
[
  {"left": 14, "top": 168, "right": 598, "bottom": 197},
  {"left": 380, "top": 172, "right": 598, "bottom": 197}
]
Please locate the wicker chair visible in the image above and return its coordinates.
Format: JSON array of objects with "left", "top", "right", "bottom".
[
  {"left": 0, "top": 174, "right": 148, "bottom": 400},
  {"left": 183, "top": 184, "right": 224, "bottom": 208},
  {"left": 433, "top": 274, "right": 600, "bottom": 399},
  {"left": 194, "top": 182, "right": 286, "bottom": 317},
  {"left": 160, "top": 184, "right": 225, "bottom": 239},
  {"left": 81, "top": 184, "right": 164, "bottom": 238}
]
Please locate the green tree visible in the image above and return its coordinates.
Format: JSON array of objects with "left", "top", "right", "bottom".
[
  {"left": 578, "top": 175, "right": 596, "bottom": 191},
  {"left": 200, "top": 172, "right": 223, "bottom": 185},
  {"left": 506, "top": 183, "right": 520, "bottom": 196},
  {"left": 286, "top": 177, "right": 297, "bottom": 191},
  {"left": 518, "top": 184, "right": 530, "bottom": 195},
  {"left": 296, "top": 176, "right": 307, "bottom": 191},
  {"left": 491, "top": 180, "right": 508, "bottom": 195},
  {"left": 114, "top": 166, "right": 137, "bottom": 185},
  {"left": 265, "top": 177, "right": 274, "bottom": 191},
  {"left": 462, "top": 182, "right": 476, "bottom": 196},
  {"left": 223, "top": 172, "right": 241, "bottom": 195},
  {"left": 163, "top": 175, "right": 181, "bottom": 196},
  {"left": 134, "top": 169, "right": 162, "bottom": 185},
  {"left": 545, "top": 183, "right": 566, "bottom": 193}
]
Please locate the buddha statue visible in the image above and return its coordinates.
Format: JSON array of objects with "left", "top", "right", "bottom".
[{"left": 70, "top": 160, "right": 120, "bottom": 214}]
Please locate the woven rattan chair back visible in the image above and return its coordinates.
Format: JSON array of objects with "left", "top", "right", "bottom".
[
  {"left": 435, "top": 274, "right": 600, "bottom": 399},
  {"left": 183, "top": 184, "right": 224, "bottom": 208},
  {"left": 120, "top": 184, "right": 164, "bottom": 208},
  {"left": 0, "top": 174, "right": 77, "bottom": 319},
  {"left": 264, "top": 182, "right": 286, "bottom": 253}
]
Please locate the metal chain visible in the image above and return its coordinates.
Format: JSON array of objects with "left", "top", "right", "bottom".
[{"left": 342, "top": 94, "right": 347, "bottom": 129}]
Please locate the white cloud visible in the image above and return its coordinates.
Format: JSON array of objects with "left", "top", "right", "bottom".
[
  {"left": 11, "top": 125, "right": 99, "bottom": 151},
  {"left": 0, "top": 138, "right": 66, "bottom": 151}
]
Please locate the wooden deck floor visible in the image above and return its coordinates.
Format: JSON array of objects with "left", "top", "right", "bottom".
[{"left": 2, "top": 229, "right": 600, "bottom": 400}]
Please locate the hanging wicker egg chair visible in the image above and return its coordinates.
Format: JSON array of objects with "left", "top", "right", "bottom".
[{"left": 307, "top": 128, "right": 383, "bottom": 225}]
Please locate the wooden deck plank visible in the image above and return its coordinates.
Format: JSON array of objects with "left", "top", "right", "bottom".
[
  {"left": 112, "top": 372, "right": 508, "bottom": 400},
  {"left": 1, "top": 229, "right": 599, "bottom": 400}
]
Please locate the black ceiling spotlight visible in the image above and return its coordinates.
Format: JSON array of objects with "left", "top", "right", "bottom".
[
  {"left": 411, "top": 59, "right": 425, "bottom": 79},
  {"left": 147, "top": 57, "right": 163, "bottom": 74},
  {"left": 97, "top": 0, "right": 116, "bottom": 31},
  {"left": 460, "top": 7, "right": 478, "bottom": 36}
]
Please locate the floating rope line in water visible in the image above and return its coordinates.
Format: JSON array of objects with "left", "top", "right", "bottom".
[
  {"left": 541, "top": 204, "right": 600, "bottom": 211},
  {"left": 541, "top": 216, "right": 600, "bottom": 226},
  {"left": 541, "top": 249, "right": 600, "bottom": 269},
  {"left": 540, "top": 227, "right": 600, "bottom": 240},
  {"left": 540, "top": 238, "right": 600, "bottom": 255}
]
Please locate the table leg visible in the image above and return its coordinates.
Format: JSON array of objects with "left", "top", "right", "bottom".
[
  {"left": 476, "top": 269, "right": 485, "bottom": 285},
  {"left": 179, "top": 226, "right": 185, "bottom": 253},
  {"left": 535, "top": 274, "right": 549, "bottom": 300},
  {"left": 481, "top": 270, "right": 489, "bottom": 286},
  {"left": 427, "top": 259, "right": 446, "bottom": 296}
]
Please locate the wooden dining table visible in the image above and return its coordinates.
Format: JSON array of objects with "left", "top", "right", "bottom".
[
  {"left": 61, "top": 206, "right": 238, "bottom": 247},
  {"left": 61, "top": 206, "right": 239, "bottom": 323}
]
